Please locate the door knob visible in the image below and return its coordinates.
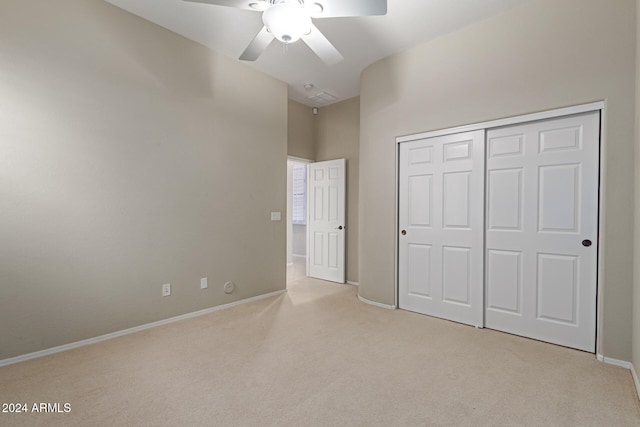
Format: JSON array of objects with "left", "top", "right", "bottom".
[
  {"left": 582, "top": 239, "right": 592, "bottom": 247},
  {"left": 335, "top": 225, "right": 343, "bottom": 230},
  {"left": 401, "top": 230, "right": 407, "bottom": 236}
]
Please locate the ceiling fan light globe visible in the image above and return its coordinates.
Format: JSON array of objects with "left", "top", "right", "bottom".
[{"left": 262, "top": 2, "right": 311, "bottom": 44}]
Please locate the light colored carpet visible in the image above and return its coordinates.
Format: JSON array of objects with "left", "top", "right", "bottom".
[{"left": 1, "top": 268, "right": 639, "bottom": 426}]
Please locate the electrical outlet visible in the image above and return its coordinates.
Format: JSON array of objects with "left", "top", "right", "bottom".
[
  {"left": 200, "top": 277, "right": 208, "bottom": 289},
  {"left": 162, "top": 283, "right": 171, "bottom": 297}
]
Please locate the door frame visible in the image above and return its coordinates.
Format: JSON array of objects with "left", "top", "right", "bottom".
[{"left": 395, "top": 101, "right": 605, "bottom": 355}]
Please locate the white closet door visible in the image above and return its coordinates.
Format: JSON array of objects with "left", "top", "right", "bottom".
[
  {"left": 485, "top": 112, "right": 599, "bottom": 352},
  {"left": 398, "top": 131, "right": 485, "bottom": 327}
]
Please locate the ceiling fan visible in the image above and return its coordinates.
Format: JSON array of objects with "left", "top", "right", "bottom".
[{"left": 183, "top": 0, "right": 387, "bottom": 65}]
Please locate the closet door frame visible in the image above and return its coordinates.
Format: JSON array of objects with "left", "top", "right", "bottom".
[{"left": 395, "top": 101, "right": 605, "bottom": 355}]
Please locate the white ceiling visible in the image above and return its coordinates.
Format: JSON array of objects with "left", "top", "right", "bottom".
[{"left": 104, "top": 0, "right": 530, "bottom": 107}]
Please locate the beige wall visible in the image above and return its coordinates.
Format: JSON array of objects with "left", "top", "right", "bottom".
[
  {"left": 287, "top": 100, "right": 315, "bottom": 160},
  {"left": 314, "top": 97, "right": 360, "bottom": 283},
  {"left": 360, "top": 0, "right": 636, "bottom": 360},
  {"left": 0, "top": 0, "right": 287, "bottom": 360},
  {"left": 634, "top": 0, "right": 640, "bottom": 377}
]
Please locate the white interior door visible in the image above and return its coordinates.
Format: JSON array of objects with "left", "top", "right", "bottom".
[
  {"left": 485, "top": 112, "right": 599, "bottom": 352},
  {"left": 398, "top": 131, "right": 485, "bottom": 327},
  {"left": 307, "top": 159, "right": 346, "bottom": 283}
]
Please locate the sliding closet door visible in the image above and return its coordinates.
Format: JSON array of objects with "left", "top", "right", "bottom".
[
  {"left": 398, "top": 131, "right": 485, "bottom": 327},
  {"left": 485, "top": 112, "right": 599, "bottom": 352}
]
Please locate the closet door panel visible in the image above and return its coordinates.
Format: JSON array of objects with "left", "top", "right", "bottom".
[
  {"left": 485, "top": 111, "right": 599, "bottom": 352},
  {"left": 398, "top": 131, "right": 485, "bottom": 327}
]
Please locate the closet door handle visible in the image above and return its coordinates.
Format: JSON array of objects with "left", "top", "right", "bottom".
[
  {"left": 401, "top": 230, "right": 407, "bottom": 236},
  {"left": 582, "top": 239, "right": 592, "bottom": 247}
]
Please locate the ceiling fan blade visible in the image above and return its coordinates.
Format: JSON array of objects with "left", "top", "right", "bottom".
[
  {"left": 181, "top": 0, "right": 262, "bottom": 12},
  {"left": 301, "top": 24, "right": 344, "bottom": 66},
  {"left": 239, "top": 26, "right": 275, "bottom": 61},
  {"left": 308, "top": 0, "right": 387, "bottom": 18}
]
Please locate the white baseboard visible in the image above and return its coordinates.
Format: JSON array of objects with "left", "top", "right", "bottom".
[
  {"left": 346, "top": 281, "right": 359, "bottom": 287},
  {"left": 0, "top": 289, "right": 287, "bottom": 368},
  {"left": 631, "top": 363, "right": 640, "bottom": 401},
  {"left": 596, "top": 353, "right": 632, "bottom": 369},
  {"left": 594, "top": 355, "right": 639, "bottom": 401},
  {"left": 357, "top": 294, "right": 396, "bottom": 310}
]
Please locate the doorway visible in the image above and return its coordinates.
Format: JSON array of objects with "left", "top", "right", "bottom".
[
  {"left": 307, "top": 159, "right": 347, "bottom": 283},
  {"left": 287, "top": 157, "right": 310, "bottom": 285}
]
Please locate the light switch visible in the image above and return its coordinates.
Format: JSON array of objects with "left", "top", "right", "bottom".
[{"left": 271, "top": 212, "right": 281, "bottom": 221}]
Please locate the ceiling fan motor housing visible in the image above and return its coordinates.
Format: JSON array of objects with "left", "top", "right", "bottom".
[{"left": 262, "top": 0, "right": 311, "bottom": 43}]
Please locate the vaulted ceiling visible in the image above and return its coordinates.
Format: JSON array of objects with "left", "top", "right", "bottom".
[{"left": 105, "top": 0, "right": 531, "bottom": 106}]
